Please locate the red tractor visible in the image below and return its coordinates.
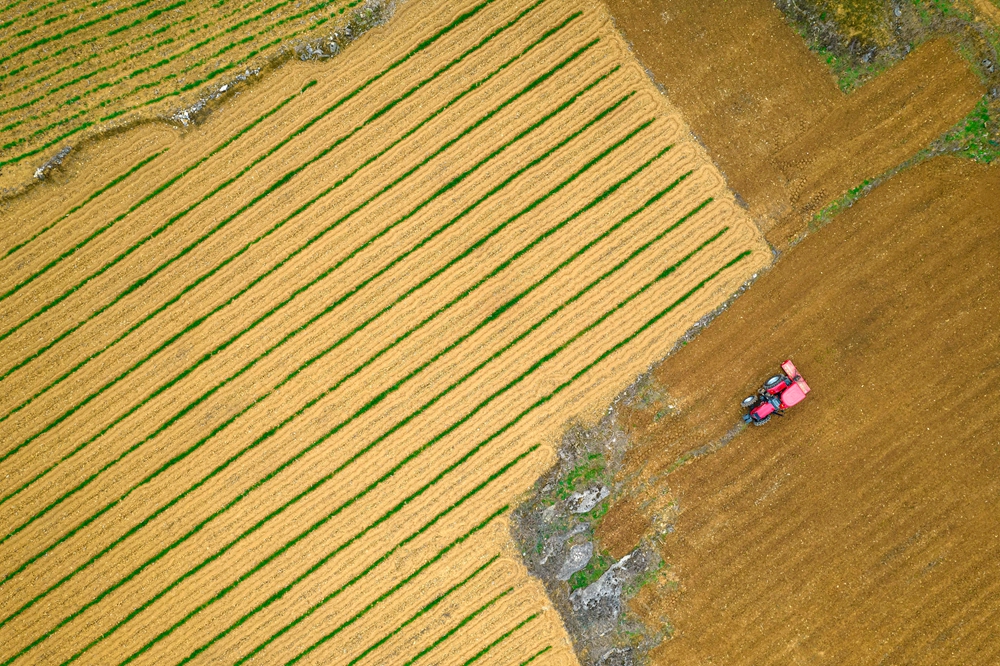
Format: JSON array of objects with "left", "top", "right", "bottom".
[{"left": 742, "top": 360, "right": 811, "bottom": 426}]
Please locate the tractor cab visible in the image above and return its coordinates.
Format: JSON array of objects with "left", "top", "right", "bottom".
[{"left": 742, "top": 360, "right": 811, "bottom": 426}]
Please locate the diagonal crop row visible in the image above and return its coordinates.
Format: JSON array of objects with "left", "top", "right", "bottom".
[
  {"left": 189, "top": 236, "right": 751, "bottom": 666},
  {"left": 520, "top": 645, "right": 553, "bottom": 665},
  {"left": 0, "top": 11, "right": 585, "bottom": 572},
  {"left": 127, "top": 220, "right": 729, "bottom": 665},
  {"left": 342, "top": 555, "right": 500, "bottom": 666},
  {"left": 0, "top": 148, "right": 699, "bottom": 666},
  {"left": 122, "top": 450, "right": 535, "bottom": 666},
  {"left": 0, "top": 43, "right": 613, "bottom": 640},
  {"left": 458, "top": 612, "right": 539, "bottom": 666},
  {"left": 395, "top": 588, "right": 514, "bottom": 666},
  {"left": 2, "top": 148, "right": 165, "bottom": 259}
]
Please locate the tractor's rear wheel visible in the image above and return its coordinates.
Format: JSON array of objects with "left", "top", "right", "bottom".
[{"left": 764, "top": 375, "right": 784, "bottom": 390}]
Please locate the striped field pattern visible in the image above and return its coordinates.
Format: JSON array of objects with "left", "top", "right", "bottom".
[
  {"left": 0, "top": 0, "right": 770, "bottom": 663},
  {"left": 0, "top": 0, "right": 376, "bottom": 191}
]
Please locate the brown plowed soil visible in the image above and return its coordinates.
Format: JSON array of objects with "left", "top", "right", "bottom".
[
  {"left": 613, "top": 155, "right": 1000, "bottom": 664},
  {"left": 605, "top": 0, "right": 983, "bottom": 244}
]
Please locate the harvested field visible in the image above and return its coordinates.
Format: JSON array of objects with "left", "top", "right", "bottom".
[
  {"left": 611, "top": 155, "right": 1000, "bottom": 664},
  {"left": 0, "top": 0, "right": 389, "bottom": 193},
  {"left": 0, "top": 0, "right": 769, "bottom": 663}
]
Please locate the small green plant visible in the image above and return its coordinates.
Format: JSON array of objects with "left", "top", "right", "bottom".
[
  {"left": 569, "top": 550, "right": 615, "bottom": 590},
  {"left": 939, "top": 96, "right": 1000, "bottom": 163},
  {"left": 556, "top": 452, "right": 608, "bottom": 500}
]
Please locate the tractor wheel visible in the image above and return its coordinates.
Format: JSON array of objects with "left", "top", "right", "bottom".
[
  {"left": 764, "top": 375, "right": 784, "bottom": 390},
  {"left": 741, "top": 396, "right": 757, "bottom": 408},
  {"left": 752, "top": 415, "right": 771, "bottom": 426}
]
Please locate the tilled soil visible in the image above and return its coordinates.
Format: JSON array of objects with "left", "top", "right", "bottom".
[
  {"left": 0, "top": 0, "right": 769, "bottom": 663},
  {"left": 605, "top": 0, "right": 983, "bottom": 243},
  {"left": 614, "top": 155, "right": 1000, "bottom": 665}
]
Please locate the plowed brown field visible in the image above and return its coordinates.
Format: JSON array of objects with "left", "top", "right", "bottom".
[
  {"left": 612, "top": 155, "right": 1000, "bottom": 664},
  {"left": 0, "top": 0, "right": 769, "bottom": 663}
]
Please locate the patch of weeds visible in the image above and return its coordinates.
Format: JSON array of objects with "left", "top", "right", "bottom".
[
  {"left": 556, "top": 452, "right": 608, "bottom": 501},
  {"left": 935, "top": 95, "right": 1000, "bottom": 162},
  {"left": 623, "top": 557, "right": 663, "bottom": 597},
  {"left": 569, "top": 549, "right": 616, "bottom": 590}
]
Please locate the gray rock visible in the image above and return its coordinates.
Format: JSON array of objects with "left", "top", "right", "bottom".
[
  {"left": 556, "top": 542, "right": 594, "bottom": 581},
  {"left": 566, "top": 485, "right": 609, "bottom": 514},
  {"left": 569, "top": 548, "right": 652, "bottom": 629}
]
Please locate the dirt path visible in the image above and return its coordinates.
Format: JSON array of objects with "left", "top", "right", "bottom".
[
  {"left": 0, "top": 0, "right": 769, "bottom": 663},
  {"left": 614, "top": 156, "right": 1000, "bottom": 664}
]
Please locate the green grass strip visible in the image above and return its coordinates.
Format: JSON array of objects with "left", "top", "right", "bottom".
[
  {"left": 0, "top": 0, "right": 548, "bottom": 553},
  {"left": 0, "top": 0, "right": 157, "bottom": 68},
  {"left": 125, "top": 448, "right": 529, "bottom": 666},
  {"left": 3, "top": 131, "right": 682, "bottom": 666},
  {"left": 203, "top": 238, "right": 749, "bottom": 666},
  {"left": 0, "top": 2, "right": 564, "bottom": 435},
  {"left": 341, "top": 555, "right": 500, "bottom": 666},
  {"left": 460, "top": 613, "right": 538, "bottom": 665},
  {"left": 2, "top": 148, "right": 164, "bottom": 259},
  {"left": 0, "top": 120, "right": 95, "bottom": 168},
  {"left": 0, "top": 144, "right": 166, "bottom": 295},
  {"left": 0, "top": 0, "right": 64, "bottom": 31},
  {"left": 0, "top": 0, "right": 503, "bottom": 385},
  {"left": 520, "top": 645, "right": 553, "bottom": 665},
  {"left": 395, "top": 588, "right": 514, "bottom": 666},
  {"left": 0, "top": 13, "right": 582, "bottom": 626}
]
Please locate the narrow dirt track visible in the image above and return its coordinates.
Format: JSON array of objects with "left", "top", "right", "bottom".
[{"left": 0, "top": 0, "right": 769, "bottom": 663}]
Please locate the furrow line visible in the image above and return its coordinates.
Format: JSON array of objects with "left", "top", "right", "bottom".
[
  {"left": 125, "top": 454, "right": 529, "bottom": 666},
  {"left": 187, "top": 240, "right": 746, "bottom": 665},
  {"left": 342, "top": 555, "right": 500, "bottom": 666},
  {"left": 1, "top": 150, "right": 693, "bottom": 666},
  {"left": 394, "top": 589, "right": 514, "bottom": 666},
  {"left": 0, "top": 87, "right": 300, "bottom": 380},
  {"left": 1, "top": 148, "right": 165, "bottom": 259}
]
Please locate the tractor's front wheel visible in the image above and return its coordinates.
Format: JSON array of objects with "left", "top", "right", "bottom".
[
  {"left": 752, "top": 415, "right": 771, "bottom": 426},
  {"left": 741, "top": 396, "right": 757, "bottom": 408}
]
